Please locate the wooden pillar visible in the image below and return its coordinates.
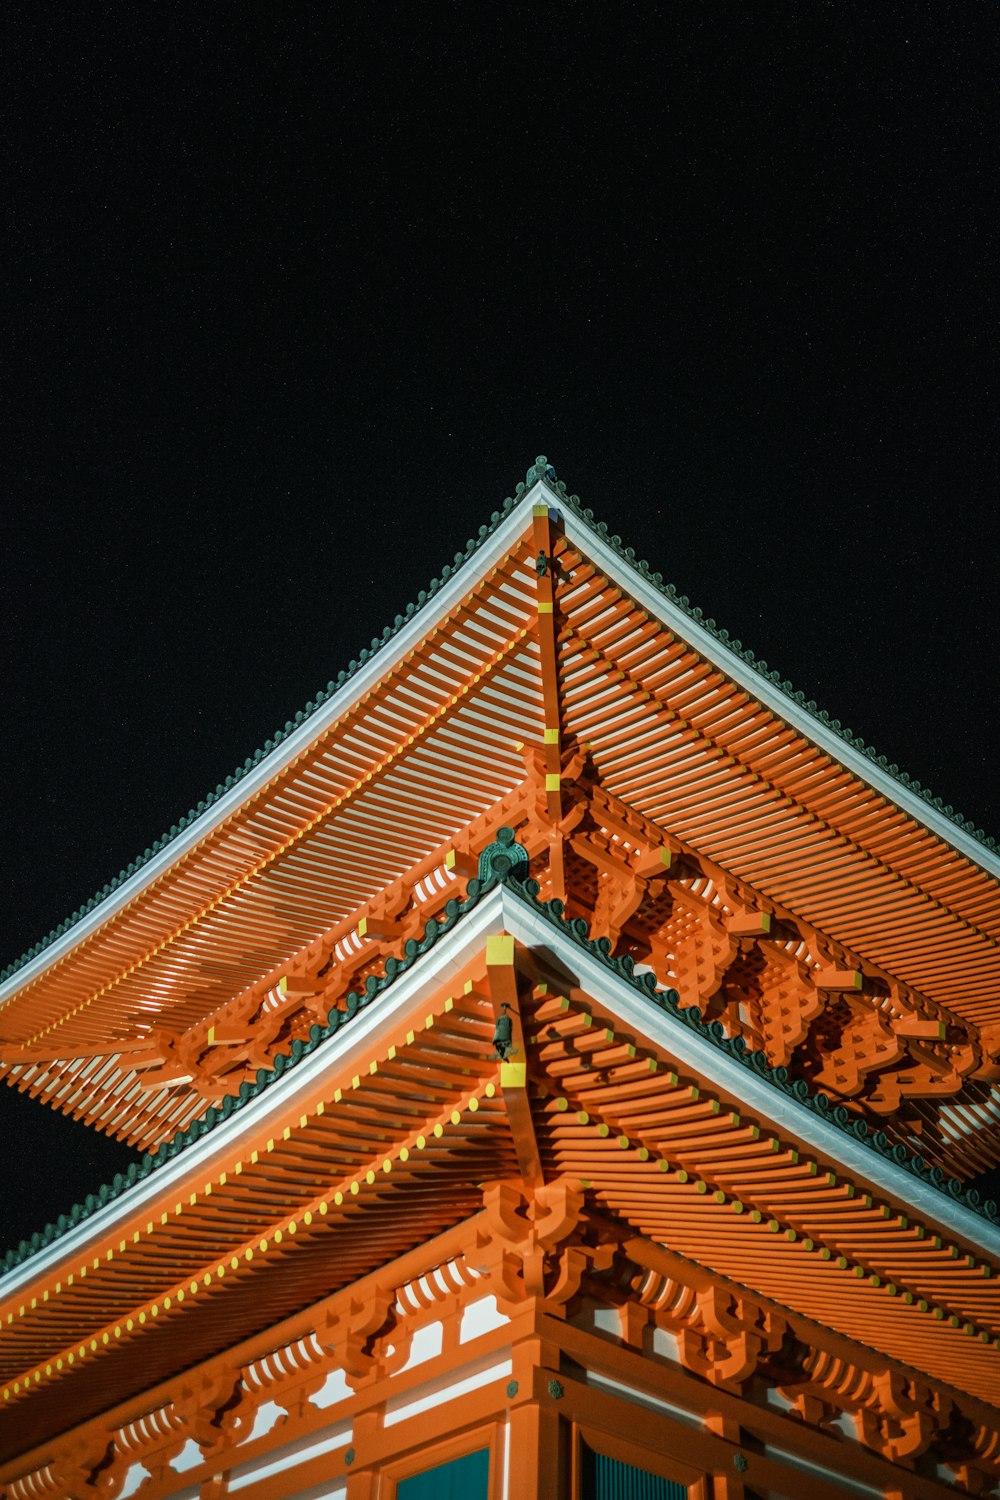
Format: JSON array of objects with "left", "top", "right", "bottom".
[
  {"left": 345, "top": 1409, "right": 381, "bottom": 1500},
  {"left": 506, "top": 1400, "right": 564, "bottom": 1499},
  {"left": 704, "top": 1410, "right": 745, "bottom": 1500}
]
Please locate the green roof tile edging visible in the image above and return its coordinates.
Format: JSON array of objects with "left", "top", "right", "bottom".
[
  {"left": 3, "top": 855, "right": 996, "bottom": 1278},
  {"left": 2, "top": 457, "right": 995, "bottom": 991}
]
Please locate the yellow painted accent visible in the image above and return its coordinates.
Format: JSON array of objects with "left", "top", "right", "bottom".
[
  {"left": 350, "top": 1182, "right": 360, "bottom": 1195},
  {"left": 451, "top": 1110, "right": 461, "bottom": 1124},
  {"left": 487, "top": 933, "right": 515, "bottom": 965},
  {"left": 445, "top": 996, "right": 454, "bottom": 1012},
  {"left": 369, "top": 1060, "right": 378, "bottom": 1075},
  {"left": 469, "top": 1097, "right": 479, "bottom": 1112},
  {"left": 279, "top": 977, "right": 287, "bottom": 995},
  {"left": 500, "top": 1062, "right": 527, "bottom": 1088},
  {"left": 352, "top": 1075, "right": 360, "bottom": 1089},
  {"left": 334, "top": 1088, "right": 343, "bottom": 1103},
  {"left": 358, "top": 917, "right": 370, "bottom": 937},
  {"left": 387, "top": 1045, "right": 396, "bottom": 1060},
  {"left": 532, "top": 503, "right": 548, "bottom": 516},
  {"left": 538, "top": 601, "right": 553, "bottom": 615},
  {"left": 485, "top": 1081, "right": 496, "bottom": 1098},
  {"left": 406, "top": 1031, "right": 415, "bottom": 1046},
  {"left": 366, "top": 1170, "right": 376, "bottom": 1184},
  {"left": 543, "top": 726, "right": 559, "bottom": 743},
  {"left": 433, "top": 1122, "right": 444, "bottom": 1137},
  {"left": 282, "top": 1126, "right": 291, "bottom": 1140},
  {"left": 545, "top": 773, "right": 560, "bottom": 790}
]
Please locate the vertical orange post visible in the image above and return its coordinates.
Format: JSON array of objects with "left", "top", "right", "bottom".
[{"left": 506, "top": 1400, "right": 564, "bottom": 1499}]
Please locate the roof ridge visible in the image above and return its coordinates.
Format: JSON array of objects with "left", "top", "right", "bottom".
[{"left": 3, "top": 865, "right": 996, "bottom": 1278}]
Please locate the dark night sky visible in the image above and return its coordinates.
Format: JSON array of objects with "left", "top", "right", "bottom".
[{"left": 2, "top": 4, "right": 997, "bottom": 1253}]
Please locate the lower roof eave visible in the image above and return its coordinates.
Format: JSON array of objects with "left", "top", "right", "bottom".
[
  {"left": 2, "top": 877, "right": 996, "bottom": 1305},
  {"left": 495, "top": 883, "right": 1000, "bottom": 1262}
]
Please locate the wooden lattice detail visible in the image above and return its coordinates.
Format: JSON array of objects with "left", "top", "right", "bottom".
[{"left": 510, "top": 758, "right": 995, "bottom": 1178}]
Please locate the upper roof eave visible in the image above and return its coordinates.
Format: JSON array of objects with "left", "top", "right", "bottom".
[
  {"left": 3, "top": 456, "right": 996, "bottom": 1009},
  {"left": 0, "top": 484, "right": 549, "bottom": 1005}
]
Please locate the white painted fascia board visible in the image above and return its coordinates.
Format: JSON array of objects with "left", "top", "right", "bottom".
[
  {"left": 497, "top": 884, "right": 1000, "bottom": 1259},
  {"left": 0, "top": 492, "right": 546, "bottom": 1004},
  {"left": 555, "top": 501, "right": 1000, "bottom": 879},
  {"left": 0, "top": 887, "right": 511, "bottom": 1298}
]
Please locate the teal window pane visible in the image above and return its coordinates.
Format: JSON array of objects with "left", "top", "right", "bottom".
[
  {"left": 397, "top": 1447, "right": 490, "bottom": 1500},
  {"left": 583, "top": 1444, "right": 687, "bottom": 1500}
]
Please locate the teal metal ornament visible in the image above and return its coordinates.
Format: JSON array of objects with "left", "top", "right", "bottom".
[{"left": 478, "top": 827, "right": 529, "bottom": 883}]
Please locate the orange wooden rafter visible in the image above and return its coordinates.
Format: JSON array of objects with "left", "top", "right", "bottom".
[
  {"left": 558, "top": 550, "right": 998, "bottom": 931},
  {"left": 486, "top": 933, "right": 543, "bottom": 1189}
]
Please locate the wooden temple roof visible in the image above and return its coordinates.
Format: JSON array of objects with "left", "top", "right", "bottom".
[
  {"left": 0, "top": 881, "right": 998, "bottom": 1467},
  {"left": 2, "top": 458, "right": 1000, "bottom": 1480},
  {"left": 1, "top": 462, "right": 997, "bottom": 1161}
]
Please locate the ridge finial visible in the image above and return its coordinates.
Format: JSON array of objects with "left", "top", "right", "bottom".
[{"left": 525, "top": 454, "right": 557, "bottom": 487}]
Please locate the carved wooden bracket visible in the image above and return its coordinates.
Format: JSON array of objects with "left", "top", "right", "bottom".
[
  {"left": 320, "top": 1286, "right": 399, "bottom": 1385},
  {"left": 174, "top": 1366, "right": 248, "bottom": 1454},
  {"left": 674, "top": 1284, "right": 787, "bottom": 1392},
  {"left": 475, "top": 1179, "right": 615, "bottom": 1314},
  {"left": 51, "top": 1434, "right": 118, "bottom": 1500},
  {"left": 857, "top": 1369, "right": 949, "bottom": 1465}
]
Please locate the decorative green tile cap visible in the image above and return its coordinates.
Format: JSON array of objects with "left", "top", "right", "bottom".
[
  {"left": 477, "top": 826, "right": 529, "bottom": 883},
  {"left": 525, "top": 454, "right": 558, "bottom": 487}
]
